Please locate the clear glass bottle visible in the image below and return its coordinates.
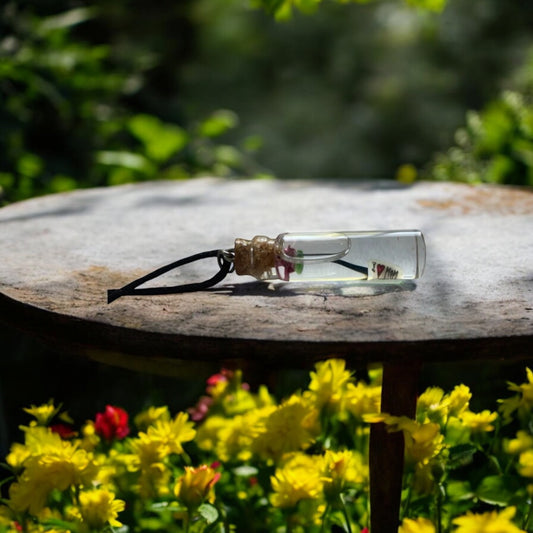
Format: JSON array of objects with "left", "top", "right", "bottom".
[{"left": 233, "top": 230, "right": 425, "bottom": 282}]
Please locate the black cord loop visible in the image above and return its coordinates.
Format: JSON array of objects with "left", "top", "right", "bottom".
[{"left": 107, "top": 249, "right": 232, "bottom": 304}]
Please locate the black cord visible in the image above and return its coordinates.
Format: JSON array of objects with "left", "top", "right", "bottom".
[
  {"left": 107, "top": 252, "right": 368, "bottom": 304},
  {"left": 107, "top": 250, "right": 232, "bottom": 303}
]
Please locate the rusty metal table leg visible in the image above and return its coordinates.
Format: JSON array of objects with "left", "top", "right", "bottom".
[{"left": 369, "top": 361, "right": 420, "bottom": 533}]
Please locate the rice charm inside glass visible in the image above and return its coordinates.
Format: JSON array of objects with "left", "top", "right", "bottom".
[
  {"left": 107, "top": 229, "right": 425, "bottom": 302},
  {"left": 233, "top": 230, "right": 425, "bottom": 282}
]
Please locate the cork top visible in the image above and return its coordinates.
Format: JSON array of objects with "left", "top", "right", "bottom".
[{"left": 234, "top": 235, "right": 277, "bottom": 279}]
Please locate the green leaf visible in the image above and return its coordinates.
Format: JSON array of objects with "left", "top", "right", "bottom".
[
  {"left": 42, "top": 518, "right": 78, "bottom": 531},
  {"left": 446, "top": 443, "right": 477, "bottom": 470},
  {"left": 197, "top": 503, "right": 219, "bottom": 525},
  {"left": 17, "top": 153, "right": 43, "bottom": 178},
  {"left": 36, "top": 7, "right": 97, "bottom": 35},
  {"left": 0, "top": 173, "right": 14, "bottom": 189},
  {"left": 95, "top": 150, "right": 155, "bottom": 175},
  {"left": 138, "top": 518, "right": 166, "bottom": 530},
  {"left": 198, "top": 110, "right": 238, "bottom": 138},
  {"left": 485, "top": 154, "right": 515, "bottom": 184},
  {"left": 475, "top": 475, "right": 522, "bottom": 506},
  {"left": 242, "top": 135, "right": 263, "bottom": 153},
  {"left": 50, "top": 175, "right": 77, "bottom": 193},
  {"left": 148, "top": 501, "right": 186, "bottom": 513},
  {"left": 405, "top": 0, "right": 447, "bottom": 11},
  {"left": 214, "top": 145, "right": 242, "bottom": 167},
  {"left": 445, "top": 480, "right": 474, "bottom": 502},
  {"left": 128, "top": 114, "right": 188, "bottom": 162}
]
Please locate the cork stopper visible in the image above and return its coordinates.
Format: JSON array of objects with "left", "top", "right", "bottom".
[{"left": 234, "top": 235, "right": 277, "bottom": 279}]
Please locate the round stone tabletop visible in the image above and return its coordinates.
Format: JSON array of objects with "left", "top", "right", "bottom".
[{"left": 0, "top": 178, "right": 532, "bottom": 374}]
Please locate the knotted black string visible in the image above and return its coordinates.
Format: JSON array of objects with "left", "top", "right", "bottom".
[
  {"left": 107, "top": 250, "right": 233, "bottom": 303},
  {"left": 107, "top": 250, "right": 370, "bottom": 304}
]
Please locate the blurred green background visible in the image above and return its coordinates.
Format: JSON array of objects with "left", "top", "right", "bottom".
[
  {"left": 2, "top": 0, "right": 533, "bottom": 205},
  {"left": 2, "top": 0, "right": 533, "bottom": 462}
]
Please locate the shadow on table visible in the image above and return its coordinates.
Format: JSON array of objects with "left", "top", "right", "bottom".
[{"left": 213, "top": 280, "right": 417, "bottom": 297}]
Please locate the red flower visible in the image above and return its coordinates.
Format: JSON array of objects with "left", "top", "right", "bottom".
[
  {"left": 275, "top": 246, "right": 297, "bottom": 281},
  {"left": 206, "top": 369, "right": 233, "bottom": 393},
  {"left": 187, "top": 395, "right": 214, "bottom": 422},
  {"left": 50, "top": 423, "right": 77, "bottom": 439},
  {"left": 94, "top": 405, "right": 130, "bottom": 441}
]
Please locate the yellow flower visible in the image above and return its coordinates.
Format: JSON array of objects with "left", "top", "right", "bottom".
[
  {"left": 499, "top": 368, "right": 533, "bottom": 422},
  {"left": 134, "top": 406, "right": 170, "bottom": 431},
  {"left": 174, "top": 465, "right": 221, "bottom": 511},
  {"left": 256, "top": 384, "right": 277, "bottom": 408},
  {"left": 513, "top": 368, "right": 533, "bottom": 404},
  {"left": 307, "top": 359, "right": 352, "bottom": 411},
  {"left": 144, "top": 411, "right": 196, "bottom": 455},
  {"left": 8, "top": 430, "right": 97, "bottom": 515},
  {"left": 252, "top": 394, "right": 319, "bottom": 461},
  {"left": 222, "top": 388, "right": 260, "bottom": 417},
  {"left": 417, "top": 387, "right": 448, "bottom": 424},
  {"left": 130, "top": 415, "right": 196, "bottom": 500},
  {"left": 96, "top": 448, "right": 137, "bottom": 486},
  {"left": 129, "top": 432, "right": 170, "bottom": 497},
  {"left": 452, "top": 506, "right": 525, "bottom": 533},
  {"left": 459, "top": 410, "right": 498, "bottom": 433},
  {"left": 381, "top": 415, "right": 444, "bottom": 466},
  {"left": 270, "top": 453, "right": 323, "bottom": 509},
  {"left": 6, "top": 443, "right": 31, "bottom": 471},
  {"left": 24, "top": 401, "right": 60, "bottom": 426},
  {"left": 447, "top": 384, "right": 471, "bottom": 417},
  {"left": 131, "top": 432, "right": 166, "bottom": 469},
  {"left": 78, "top": 421, "right": 99, "bottom": 452},
  {"left": 518, "top": 450, "right": 533, "bottom": 477},
  {"left": 412, "top": 463, "right": 437, "bottom": 495},
  {"left": 343, "top": 381, "right": 381, "bottom": 419},
  {"left": 216, "top": 410, "right": 267, "bottom": 462},
  {"left": 506, "top": 431, "right": 533, "bottom": 455},
  {"left": 321, "top": 449, "right": 367, "bottom": 499},
  {"left": 78, "top": 489, "right": 125, "bottom": 529},
  {"left": 195, "top": 415, "right": 228, "bottom": 453},
  {"left": 399, "top": 516, "right": 436, "bottom": 533}
]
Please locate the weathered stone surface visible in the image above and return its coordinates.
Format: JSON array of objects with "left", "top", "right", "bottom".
[{"left": 0, "top": 178, "right": 532, "bottom": 372}]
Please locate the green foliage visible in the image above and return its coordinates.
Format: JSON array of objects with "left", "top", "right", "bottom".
[
  {"left": 0, "top": 3, "right": 266, "bottom": 204},
  {"left": 251, "top": 0, "right": 447, "bottom": 20},
  {"left": 188, "top": 0, "right": 533, "bottom": 181},
  {"left": 429, "top": 91, "right": 533, "bottom": 186}
]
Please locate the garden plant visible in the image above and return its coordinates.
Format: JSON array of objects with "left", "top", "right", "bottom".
[{"left": 2, "top": 359, "right": 533, "bottom": 532}]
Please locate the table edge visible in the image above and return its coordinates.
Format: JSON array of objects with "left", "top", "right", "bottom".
[{"left": 2, "top": 291, "right": 532, "bottom": 371}]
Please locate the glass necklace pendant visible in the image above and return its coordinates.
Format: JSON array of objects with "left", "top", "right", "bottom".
[
  {"left": 107, "top": 229, "right": 425, "bottom": 302},
  {"left": 233, "top": 230, "right": 425, "bottom": 283}
]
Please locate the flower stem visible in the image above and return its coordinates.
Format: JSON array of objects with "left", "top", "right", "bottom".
[
  {"left": 340, "top": 494, "right": 353, "bottom": 533},
  {"left": 523, "top": 497, "right": 533, "bottom": 530},
  {"left": 401, "top": 471, "right": 414, "bottom": 519},
  {"left": 320, "top": 503, "right": 331, "bottom": 533},
  {"left": 184, "top": 510, "right": 190, "bottom": 533},
  {"left": 436, "top": 483, "right": 445, "bottom": 533}
]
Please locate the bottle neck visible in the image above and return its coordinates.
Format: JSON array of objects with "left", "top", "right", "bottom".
[{"left": 234, "top": 235, "right": 276, "bottom": 279}]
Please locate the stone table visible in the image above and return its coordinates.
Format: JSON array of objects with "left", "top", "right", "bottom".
[{"left": 1, "top": 178, "right": 532, "bottom": 532}]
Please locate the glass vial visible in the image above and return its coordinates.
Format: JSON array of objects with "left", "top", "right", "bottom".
[{"left": 234, "top": 230, "right": 425, "bottom": 282}]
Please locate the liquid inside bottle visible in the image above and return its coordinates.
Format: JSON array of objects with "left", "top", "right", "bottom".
[{"left": 272, "top": 230, "right": 425, "bottom": 282}]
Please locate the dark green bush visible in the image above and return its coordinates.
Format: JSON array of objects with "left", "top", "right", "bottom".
[
  {"left": 0, "top": 3, "right": 266, "bottom": 204},
  {"left": 428, "top": 90, "right": 533, "bottom": 186}
]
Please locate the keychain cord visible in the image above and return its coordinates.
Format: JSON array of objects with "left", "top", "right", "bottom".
[
  {"left": 107, "top": 250, "right": 234, "bottom": 303},
  {"left": 107, "top": 250, "right": 368, "bottom": 304}
]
